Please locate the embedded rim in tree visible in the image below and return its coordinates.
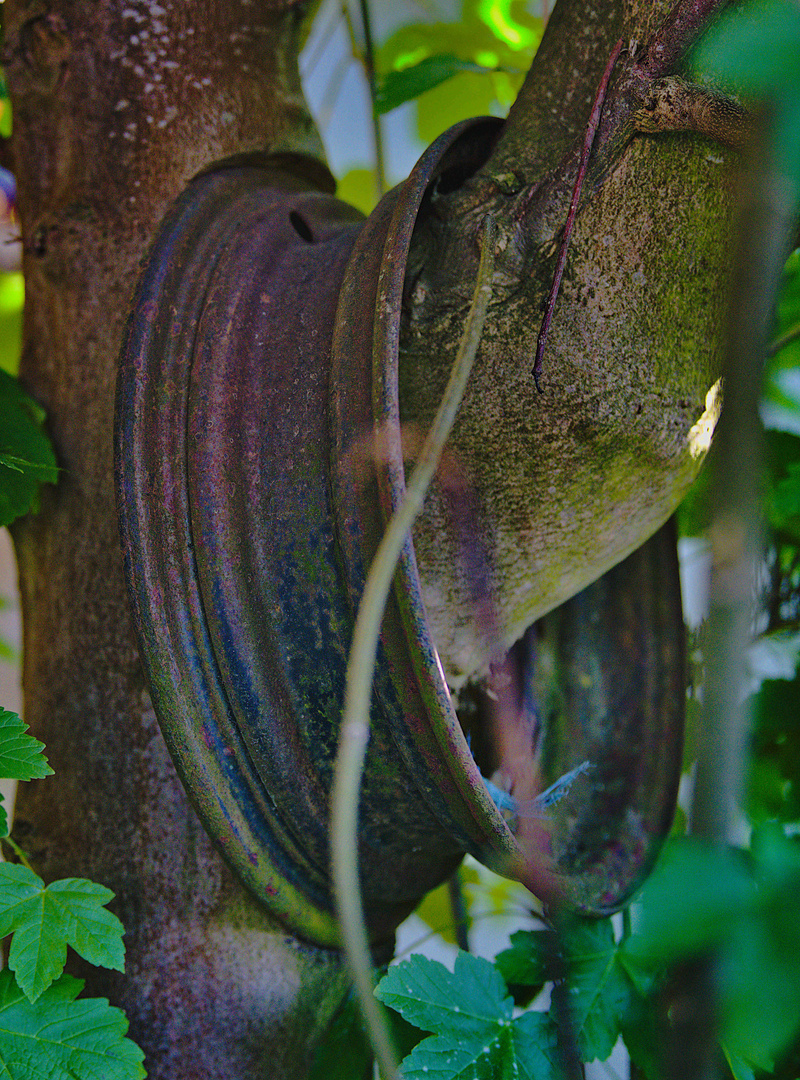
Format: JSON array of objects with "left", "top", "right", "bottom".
[{"left": 115, "top": 117, "right": 685, "bottom": 949}]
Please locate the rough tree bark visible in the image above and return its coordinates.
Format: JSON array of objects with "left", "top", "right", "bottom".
[
  {"left": 400, "top": 0, "right": 739, "bottom": 684},
  {"left": 4, "top": 0, "right": 739, "bottom": 1076},
  {"left": 5, "top": 2, "right": 349, "bottom": 1076}
]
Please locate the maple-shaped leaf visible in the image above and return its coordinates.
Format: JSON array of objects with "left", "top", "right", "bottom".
[
  {"left": 0, "top": 863, "right": 125, "bottom": 1002},
  {"left": 558, "top": 917, "right": 638, "bottom": 1063},
  {"left": 0, "top": 968, "right": 145, "bottom": 1080},
  {"left": 495, "top": 928, "right": 551, "bottom": 995},
  {"left": 0, "top": 709, "right": 53, "bottom": 781},
  {"left": 375, "top": 952, "right": 556, "bottom": 1080},
  {"left": 498, "top": 917, "right": 640, "bottom": 1063},
  {"left": 0, "top": 370, "right": 58, "bottom": 527},
  {"left": 510, "top": 1011, "right": 559, "bottom": 1080}
]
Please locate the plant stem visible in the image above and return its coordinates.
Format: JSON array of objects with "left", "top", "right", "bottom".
[
  {"left": 358, "top": 0, "right": 387, "bottom": 200},
  {"left": 331, "top": 214, "right": 496, "bottom": 1080},
  {"left": 2, "top": 834, "right": 34, "bottom": 873},
  {"left": 532, "top": 38, "right": 623, "bottom": 390},
  {"left": 448, "top": 870, "right": 471, "bottom": 953},
  {"left": 676, "top": 120, "right": 799, "bottom": 1080},
  {"left": 691, "top": 150, "right": 796, "bottom": 846},
  {"left": 768, "top": 318, "right": 800, "bottom": 357}
]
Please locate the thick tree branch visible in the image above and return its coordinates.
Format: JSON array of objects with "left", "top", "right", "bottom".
[
  {"left": 396, "top": 0, "right": 739, "bottom": 684},
  {"left": 640, "top": 0, "right": 731, "bottom": 77}
]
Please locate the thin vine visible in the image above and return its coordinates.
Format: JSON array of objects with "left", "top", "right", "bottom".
[{"left": 330, "top": 213, "right": 497, "bottom": 1080}]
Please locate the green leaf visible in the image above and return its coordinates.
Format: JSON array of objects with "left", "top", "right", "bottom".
[
  {"left": 769, "top": 461, "right": 800, "bottom": 538},
  {"left": 0, "top": 710, "right": 53, "bottom": 781},
  {"left": 0, "top": 794, "right": 7, "bottom": 839},
  {"left": 0, "top": 968, "right": 145, "bottom": 1080},
  {"left": 0, "top": 273, "right": 24, "bottom": 377},
  {"left": 558, "top": 917, "right": 638, "bottom": 1062},
  {"left": 376, "top": 952, "right": 512, "bottom": 1037},
  {"left": 719, "top": 827, "right": 800, "bottom": 1066},
  {"left": 375, "top": 953, "right": 557, "bottom": 1080},
  {"left": 0, "top": 70, "right": 10, "bottom": 140},
  {"left": 512, "top": 1011, "right": 559, "bottom": 1080},
  {"left": 747, "top": 676, "right": 800, "bottom": 822},
  {"left": 721, "top": 1043, "right": 759, "bottom": 1080},
  {"left": 497, "top": 920, "right": 645, "bottom": 1062},
  {"left": 376, "top": 54, "right": 492, "bottom": 114},
  {"left": 765, "top": 258, "right": 800, "bottom": 428},
  {"left": 0, "top": 863, "right": 125, "bottom": 1002},
  {"left": 494, "top": 929, "right": 550, "bottom": 1001},
  {"left": 627, "top": 839, "right": 756, "bottom": 963},
  {"left": 0, "top": 371, "right": 58, "bottom": 527},
  {"left": 621, "top": 985, "right": 663, "bottom": 1080},
  {"left": 0, "top": 636, "right": 18, "bottom": 663},
  {"left": 692, "top": 0, "right": 800, "bottom": 191},
  {"left": 335, "top": 169, "right": 378, "bottom": 218},
  {"left": 375, "top": 0, "right": 541, "bottom": 142},
  {"left": 394, "top": 1012, "right": 554, "bottom": 1080},
  {"left": 628, "top": 831, "right": 800, "bottom": 1067},
  {"left": 692, "top": 0, "right": 800, "bottom": 98}
]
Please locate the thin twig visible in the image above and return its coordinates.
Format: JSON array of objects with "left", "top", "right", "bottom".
[
  {"left": 358, "top": 0, "right": 387, "bottom": 199},
  {"left": 532, "top": 38, "right": 623, "bottom": 391},
  {"left": 330, "top": 215, "right": 496, "bottom": 1080},
  {"left": 767, "top": 318, "right": 800, "bottom": 357},
  {"left": 447, "top": 870, "right": 471, "bottom": 953},
  {"left": 2, "top": 835, "right": 35, "bottom": 874},
  {"left": 546, "top": 917, "right": 585, "bottom": 1080}
]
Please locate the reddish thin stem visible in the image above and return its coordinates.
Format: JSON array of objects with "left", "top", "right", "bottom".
[{"left": 532, "top": 37, "right": 624, "bottom": 391}]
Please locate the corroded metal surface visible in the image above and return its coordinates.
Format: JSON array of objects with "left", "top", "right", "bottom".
[
  {"left": 116, "top": 125, "right": 686, "bottom": 948},
  {"left": 518, "top": 521, "right": 685, "bottom": 911}
]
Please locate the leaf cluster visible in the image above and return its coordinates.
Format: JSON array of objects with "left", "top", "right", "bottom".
[
  {"left": 631, "top": 830, "right": 800, "bottom": 1080},
  {"left": 375, "top": 951, "right": 557, "bottom": 1080},
  {"left": 368, "top": 830, "right": 800, "bottom": 1080},
  {"left": 0, "top": 711, "right": 145, "bottom": 1079},
  {"left": 0, "top": 370, "right": 58, "bottom": 528},
  {"left": 368, "top": 914, "right": 653, "bottom": 1080},
  {"left": 375, "top": 0, "right": 542, "bottom": 142}
]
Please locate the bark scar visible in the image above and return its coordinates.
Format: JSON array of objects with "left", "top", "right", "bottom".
[{"left": 4, "top": 13, "right": 72, "bottom": 96}]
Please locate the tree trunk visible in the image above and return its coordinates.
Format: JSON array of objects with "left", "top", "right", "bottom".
[
  {"left": 5, "top": 2, "right": 347, "bottom": 1076},
  {"left": 4, "top": 0, "right": 738, "bottom": 1074}
]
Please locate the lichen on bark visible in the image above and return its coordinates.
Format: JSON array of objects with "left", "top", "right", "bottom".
[{"left": 397, "top": 0, "right": 737, "bottom": 684}]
